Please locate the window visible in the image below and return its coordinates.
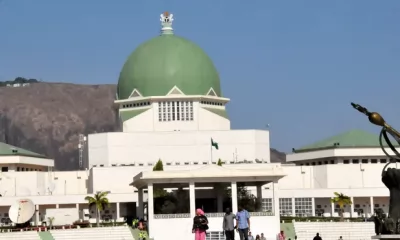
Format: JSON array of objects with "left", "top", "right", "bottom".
[
  {"left": 201, "top": 101, "right": 224, "bottom": 106},
  {"left": 158, "top": 101, "right": 194, "bottom": 122},
  {"left": 343, "top": 160, "right": 350, "bottom": 164},
  {"left": 380, "top": 159, "right": 387, "bottom": 163},
  {"left": 362, "top": 159, "right": 368, "bottom": 164},
  {"left": 206, "top": 231, "right": 224, "bottom": 240},
  {"left": 122, "top": 101, "right": 151, "bottom": 109},
  {"left": 352, "top": 159, "right": 359, "bottom": 164},
  {"left": 371, "top": 159, "right": 378, "bottom": 164},
  {"left": 1, "top": 167, "right": 8, "bottom": 172},
  {"left": 279, "top": 198, "right": 292, "bottom": 216},
  {"left": 261, "top": 198, "right": 273, "bottom": 212},
  {"left": 295, "top": 198, "right": 312, "bottom": 217}
]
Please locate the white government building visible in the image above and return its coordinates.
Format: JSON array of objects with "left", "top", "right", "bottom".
[{"left": 0, "top": 12, "right": 392, "bottom": 239}]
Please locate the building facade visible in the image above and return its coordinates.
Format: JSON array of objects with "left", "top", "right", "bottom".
[{"left": 0, "top": 12, "right": 392, "bottom": 239}]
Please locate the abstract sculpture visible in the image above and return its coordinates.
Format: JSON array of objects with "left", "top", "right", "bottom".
[{"left": 351, "top": 103, "right": 400, "bottom": 234}]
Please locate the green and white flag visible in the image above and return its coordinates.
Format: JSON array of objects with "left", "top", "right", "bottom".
[{"left": 211, "top": 138, "right": 219, "bottom": 150}]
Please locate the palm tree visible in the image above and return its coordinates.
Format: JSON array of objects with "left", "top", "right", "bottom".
[
  {"left": 330, "top": 192, "right": 352, "bottom": 221},
  {"left": 85, "top": 191, "right": 110, "bottom": 227}
]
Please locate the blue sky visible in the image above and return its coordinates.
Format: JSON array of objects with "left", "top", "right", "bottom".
[{"left": 1, "top": 0, "right": 400, "bottom": 152}]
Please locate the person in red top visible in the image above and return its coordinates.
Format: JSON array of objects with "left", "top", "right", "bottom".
[{"left": 277, "top": 230, "right": 285, "bottom": 240}]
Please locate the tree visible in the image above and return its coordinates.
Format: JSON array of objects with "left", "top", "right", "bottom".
[
  {"left": 217, "top": 159, "right": 223, "bottom": 166},
  {"left": 153, "top": 159, "right": 167, "bottom": 198},
  {"left": 237, "top": 183, "right": 260, "bottom": 212},
  {"left": 330, "top": 192, "right": 352, "bottom": 221},
  {"left": 153, "top": 159, "right": 164, "bottom": 171},
  {"left": 84, "top": 191, "right": 110, "bottom": 227}
]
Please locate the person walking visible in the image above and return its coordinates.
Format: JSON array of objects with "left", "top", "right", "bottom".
[
  {"left": 248, "top": 232, "right": 254, "bottom": 240},
  {"left": 223, "top": 208, "right": 236, "bottom": 240},
  {"left": 192, "top": 209, "right": 209, "bottom": 240},
  {"left": 277, "top": 230, "right": 285, "bottom": 240},
  {"left": 313, "top": 233, "right": 322, "bottom": 240},
  {"left": 260, "top": 233, "right": 266, "bottom": 240},
  {"left": 235, "top": 205, "right": 250, "bottom": 240}
]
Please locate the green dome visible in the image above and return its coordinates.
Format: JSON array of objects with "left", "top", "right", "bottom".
[{"left": 117, "top": 34, "right": 221, "bottom": 99}]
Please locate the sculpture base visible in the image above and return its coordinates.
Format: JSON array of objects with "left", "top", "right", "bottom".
[{"left": 372, "top": 235, "right": 400, "bottom": 239}]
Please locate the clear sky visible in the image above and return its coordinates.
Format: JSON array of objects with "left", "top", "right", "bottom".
[{"left": 0, "top": 0, "right": 399, "bottom": 152}]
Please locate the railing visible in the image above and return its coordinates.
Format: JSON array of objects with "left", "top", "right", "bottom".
[
  {"left": 154, "top": 211, "right": 274, "bottom": 219},
  {"left": 249, "top": 211, "right": 274, "bottom": 216},
  {"left": 153, "top": 213, "right": 190, "bottom": 219}
]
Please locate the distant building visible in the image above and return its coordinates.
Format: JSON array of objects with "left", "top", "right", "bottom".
[{"left": 6, "top": 83, "right": 30, "bottom": 88}]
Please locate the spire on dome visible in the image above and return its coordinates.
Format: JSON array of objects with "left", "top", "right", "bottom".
[{"left": 160, "top": 12, "right": 174, "bottom": 35}]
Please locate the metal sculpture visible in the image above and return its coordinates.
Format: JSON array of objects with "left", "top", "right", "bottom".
[{"left": 351, "top": 103, "right": 400, "bottom": 234}]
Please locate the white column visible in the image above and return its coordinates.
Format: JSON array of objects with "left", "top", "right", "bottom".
[
  {"left": 116, "top": 202, "right": 120, "bottom": 220},
  {"left": 370, "top": 196, "right": 374, "bottom": 216},
  {"left": 291, "top": 198, "right": 296, "bottom": 217},
  {"left": 231, "top": 181, "right": 238, "bottom": 214},
  {"left": 256, "top": 185, "right": 262, "bottom": 212},
  {"left": 331, "top": 202, "right": 335, "bottom": 217},
  {"left": 311, "top": 198, "right": 315, "bottom": 217},
  {"left": 55, "top": 204, "right": 59, "bottom": 209},
  {"left": 138, "top": 188, "right": 144, "bottom": 218},
  {"left": 147, "top": 183, "right": 154, "bottom": 238},
  {"left": 76, "top": 203, "right": 79, "bottom": 209},
  {"left": 35, "top": 205, "right": 40, "bottom": 226},
  {"left": 272, "top": 180, "right": 279, "bottom": 217},
  {"left": 350, "top": 197, "right": 354, "bottom": 218},
  {"left": 189, "top": 181, "right": 196, "bottom": 217}
]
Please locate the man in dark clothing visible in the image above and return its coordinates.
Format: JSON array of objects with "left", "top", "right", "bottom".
[
  {"left": 313, "top": 233, "right": 322, "bottom": 240},
  {"left": 223, "top": 208, "right": 236, "bottom": 240}
]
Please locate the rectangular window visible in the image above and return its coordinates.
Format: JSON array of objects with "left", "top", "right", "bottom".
[
  {"left": 261, "top": 198, "right": 273, "bottom": 212},
  {"left": 167, "top": 102, "right": 171, "bottom": 121},
  {"left": 181, "top": 102, "right": 185, "bottom": 120},
  {"left": 176, "top": 102, "right": 180, "bottom": 120},
  {"left": 189, "top": 101, "right": 194, "bottom": 120},
  {"left": 279, "top": 198, "right": 292, "bottom": 216},
  {"left": 1, "top": 167, "right": 8, "bottom": 172},
  {"left": 172, "top": 102, "right": 175, "bottom": 121},
  {"left": 157, "top": 101, "right": 194, "bottom": 122},
  {"left": 158, "top": 103, "right": 162, "bottom": 121},
  {"left": 294, "top": 198, "right": 312, "bottom": 217},
  {"left": 162, "top": 102, "right": 167, "bottom": 121},
  {"left": 185, "top": 101, "right": 189, "bottom": 120}
]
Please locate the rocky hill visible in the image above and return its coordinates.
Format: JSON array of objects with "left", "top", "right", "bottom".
[{"left": 0, "top": 82, "right": 286, "bottom": 170}]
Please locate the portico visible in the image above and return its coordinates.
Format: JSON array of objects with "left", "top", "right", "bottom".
[{"left": 132, "top": 164, "right": 286, "bottom": 240}]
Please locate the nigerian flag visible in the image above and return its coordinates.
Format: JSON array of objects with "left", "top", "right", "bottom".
[{"left": 211, "top": 138, "right": 219, "bottom": 150}]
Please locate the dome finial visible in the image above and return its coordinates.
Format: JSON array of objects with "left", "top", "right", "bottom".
[{"left": 160, "top": 12, "right": 174, "bottom": 35}]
